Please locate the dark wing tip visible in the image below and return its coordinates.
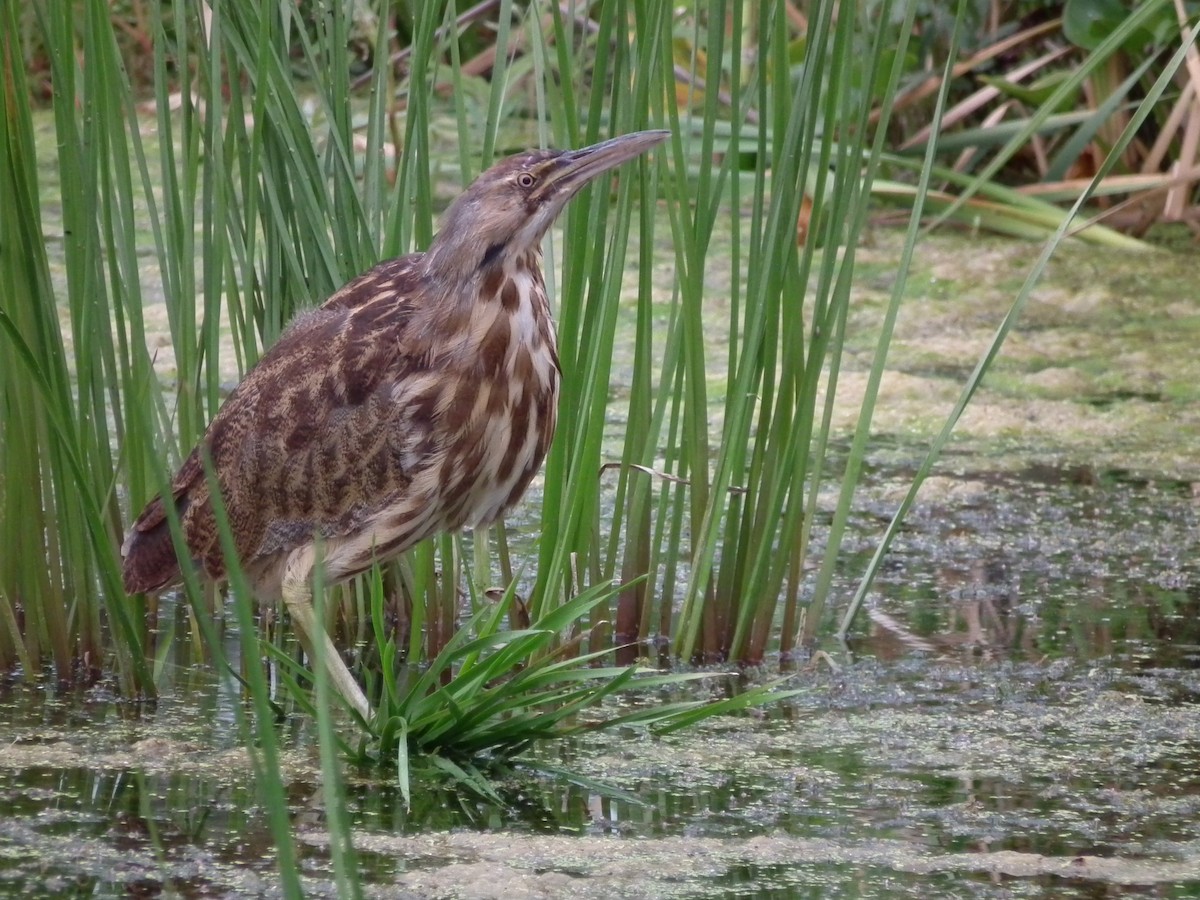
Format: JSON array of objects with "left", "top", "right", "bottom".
[{"left": 120, "top": 498, "right": 182, "bottom": 595}]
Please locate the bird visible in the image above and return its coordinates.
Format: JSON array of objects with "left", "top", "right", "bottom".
[{"left": 122, "top": 130, "right": 670, "bottom": 720}]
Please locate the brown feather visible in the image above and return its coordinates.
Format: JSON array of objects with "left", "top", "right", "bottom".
[{"left": 123, "top": 254, "right": 430, "bottom": 593}]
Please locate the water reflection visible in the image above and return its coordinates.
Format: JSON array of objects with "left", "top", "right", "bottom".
[{"left": 844, "top": 462, "right": 1200, "bottom": 670}]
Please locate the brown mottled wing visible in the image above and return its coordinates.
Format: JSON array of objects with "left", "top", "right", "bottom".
[{"left": 121, "top": 254, "right": 434, "bottom": 594}]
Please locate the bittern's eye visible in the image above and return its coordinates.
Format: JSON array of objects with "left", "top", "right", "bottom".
[{"left": 517, "top": 172, "right": 536, "bottom": 188}]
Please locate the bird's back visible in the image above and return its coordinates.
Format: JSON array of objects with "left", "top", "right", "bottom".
[{"left": 121, "top": 249, "right": 560, "bottom": 601}]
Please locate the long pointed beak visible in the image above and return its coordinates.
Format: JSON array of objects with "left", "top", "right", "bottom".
[{"left": 534, "top": 130, "right": 670, "bottom": 204}]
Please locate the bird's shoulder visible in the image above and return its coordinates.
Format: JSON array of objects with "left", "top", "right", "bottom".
[
  {"left": 284, "top": 252, "right": 427, "bottom": 349},
  {"left": 194, "top": 254, "right": 433, "bottom": 464}
]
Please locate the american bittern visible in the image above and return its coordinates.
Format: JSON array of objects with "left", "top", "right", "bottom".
[{"left": 122, "top": 130, "right": 669, "bottom": 719}]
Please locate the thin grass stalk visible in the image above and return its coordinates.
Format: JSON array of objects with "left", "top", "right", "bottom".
[
  {"left": 542, "top": 2, "right": 579, "bottom": 143},
  {"left": 654, "top": 12, "right": 704, "bottom": 657},
  {"left": 316, "top": 4, "right": 375, "bottom": 270},
  {"left": 218, "top": 56, "right": 259, "bottom": 378},
  {"left": 604, "top": 0, "right": 668, "bottom": 637},
  {"left": 0, "top": 378, "right": 56, "bottom": 678},
  {"left": 712, "top": 0, "right": 755, "bottom": 661},
  {"left": 142, "top": 4, "right": 201, "bottom": 445},
  {"left": 446, "top": 4, "right": 474, "bottom": 179},
  {"left": 241, "top": 5, "right": 292, "bottom": 346},
  {"left": 237, "top": 9, "right": 339, "bottom": 309},
  {"left": 478, "top": 0, "right": 516, "bottom": 168},
  {"left": 303, "top": 2, "right": 384, "bottom": 267},
  {"left": 723, "top": 0, "right": 802, "bottom": 664},
  {"left": 200, "top": 7, "right": 232, "bottom": 426},
  {"left": 0, "top": 588, "right": 31, "bottom": 676},
  {"left": 725, "top": 0, "right": 806, "bottom": 661},
  {"left": 649, "top": 343, "right": 689, "bottom": 642},
  {"left": 392, "top": 2, "right": 439, "bottom": 254},
  {"left": 581, "top": 166, "right": 644, "bottom": 639},
  {"left": 762, "top": 0, "right": 859, "bottom": 655},
  {"left": 653, "top": 0, "right": 918, "bottom": 663},
  {"left": 734, "top": 0, "right": 922, "bottom": 658},
  {"left": 696, "top": 0, "right": 748, "bottom": 662},
  {"left": 603, "top": 62, "right": 675, "bottom": 607},
  {"left": 124, "top": 1, "right": 234, "bottom": 653},
  {"left": 197, "top": 457, "right": 304, "bottom": 900},
  {"left": 760, "top": 3, "right": 850, "bottom": 655},
  {"left": 216, "top": 15, "right": 263, "bottom": 355},
  {"left": 103, "top": 4, "right": 194, "bottom": 673},
  {"left": 310, "top": 558, "right": 364, "bottom": 900},
  {"left": 523, "top": 5, "right": 568, "bottom": 610},
  {"left": 218, "top": 6, "right": 334, "bottom": 340},
  {"left": 361, "top": 10, "right": 395, "bottom": 246}
]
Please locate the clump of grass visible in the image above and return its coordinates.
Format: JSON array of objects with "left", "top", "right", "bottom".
[{"left": 270, "top": 571, "right": 794, "bottom": 803}]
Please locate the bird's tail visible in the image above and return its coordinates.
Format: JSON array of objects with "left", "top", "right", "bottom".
[{"left": 121, "top": 496, "right": 183, "bottom": 595}]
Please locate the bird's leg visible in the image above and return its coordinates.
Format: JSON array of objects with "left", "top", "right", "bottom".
[{"left": 281, "top": 546, "right": 372, "bottom": 720}]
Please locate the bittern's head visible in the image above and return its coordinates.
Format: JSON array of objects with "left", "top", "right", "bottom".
[{"left": 425, "top": 130, "right": 669, "bottom": 281}]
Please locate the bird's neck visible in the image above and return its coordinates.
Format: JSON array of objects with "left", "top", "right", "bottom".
[{"left": 417, "top": 247, "right": 555, "bottom": 369}]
